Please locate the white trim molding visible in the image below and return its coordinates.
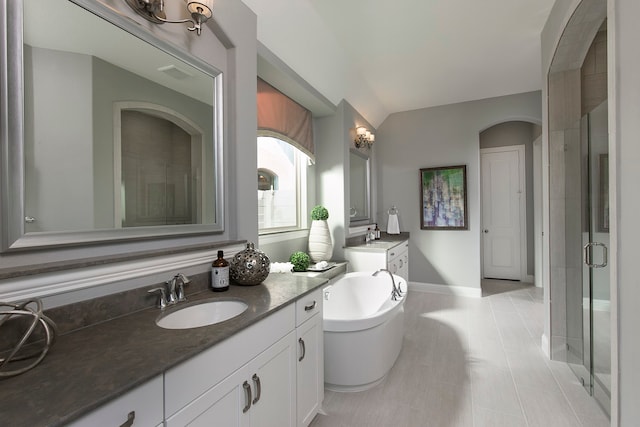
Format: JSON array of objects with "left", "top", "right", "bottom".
[
  {"left": 0, "top": 243, "right": 245, "bottom": 305},
  {"left": 408, "top": 281, "right": 482, "bottom": 298}
]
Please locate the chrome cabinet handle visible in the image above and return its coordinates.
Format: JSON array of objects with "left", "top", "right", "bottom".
[
  {"left": 242, "top": 381, "right": 252, "bottom": 413},
  {"left": 584, "top": 242, "right": 608, "bottom": 268},
  {"left": 119, "top": 411, "right": 135, "bottom": 427},
  {"left": 252, "top": 374, "right": 261, "bottom": 404},
  {"left": 298, "top": 337, "right": 306, "bottom": 362},
  {"left": 304, "top": 301, "right": 317, "bottom": 311}
]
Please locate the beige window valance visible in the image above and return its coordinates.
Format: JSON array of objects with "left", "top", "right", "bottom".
[{"left": 257, "top": 78, "right": 314, "bottom": 160}]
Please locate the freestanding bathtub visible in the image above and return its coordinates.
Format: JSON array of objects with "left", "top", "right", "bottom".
[{"left": 323, "top": 271, "right": 406, "bottom": 392}]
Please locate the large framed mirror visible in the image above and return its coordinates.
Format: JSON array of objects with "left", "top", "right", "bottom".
[
  {"left": 0, "top": 0, "right": 224, "bottom": 251},
  {"left": 349, "top": 149, "right": 370, "bottom": 223}
]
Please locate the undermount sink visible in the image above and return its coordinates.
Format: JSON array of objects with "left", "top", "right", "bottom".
[{"left": 156, "top": 299, "right": 248, "bottom": 330}]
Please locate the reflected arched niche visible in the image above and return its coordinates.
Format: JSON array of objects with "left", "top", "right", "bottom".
[{"left": 114, "top": 103, "right": 205, "bottom": 227}]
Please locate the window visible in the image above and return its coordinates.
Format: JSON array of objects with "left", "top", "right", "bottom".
[{"left": 258, "top": 135, "right": 308, "bottom": 233}]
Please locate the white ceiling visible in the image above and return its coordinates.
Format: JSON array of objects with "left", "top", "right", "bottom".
[{"left": 242, "top": 0, "right": 556, "bottom": 127}]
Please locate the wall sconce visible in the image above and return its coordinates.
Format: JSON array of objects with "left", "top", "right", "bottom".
[
  {"left": 125, "top": 0, "right": 213, "bottom": 36},
  {"left": 354, "top": 126, "right": 375, "bottom": 149}
]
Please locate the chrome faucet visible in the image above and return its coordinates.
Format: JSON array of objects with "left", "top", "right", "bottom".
[
  {"left": 148, "top": 273, "right": 191, "bottom": 309},
  {"left": 169, "top": 273, "right": 191, "bottom": 303},
  {"left": 372, "top": 269, "right": 403, "bottom": 301}
]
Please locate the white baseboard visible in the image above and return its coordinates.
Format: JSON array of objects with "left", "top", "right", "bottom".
[
  {"left": 408, "top": 281, "right": 482, "bottom": 298},
  {"left": 541, "top": 333, "right": 550, "bottom": 359}
]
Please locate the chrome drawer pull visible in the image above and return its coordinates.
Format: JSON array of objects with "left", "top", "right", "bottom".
[
  {"left": 242, "top": 381, "right": 252, "bottom": 413},
  {"left": 252, "top": 374, "right": 261, "bottom": 404},
  {"left": 298, "top": 337, "right": 306, "bottom": 362},
  {"left": 119, "top": 411, "right": 135, "bottom": 427}
]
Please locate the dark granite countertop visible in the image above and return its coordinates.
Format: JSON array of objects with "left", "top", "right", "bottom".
[
  {"left": 0, "top": 274, "right": 328, "bottom": 427},
  {"left": 345, "top": 232, "right": 410, "bottom": 251}
]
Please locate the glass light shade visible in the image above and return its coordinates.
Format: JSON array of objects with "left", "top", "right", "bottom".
[
  {"left": 369, "top": 134, "right": 375, "bottom": 142},
  {"left": 188, "top": 0, "right": 213, "bottom": 19},
  {"left": 365, "top": 131, "right": 371, "bottom": 139},
  {"left": 356, "top": 126, "right": 367, "bottom": 136}
]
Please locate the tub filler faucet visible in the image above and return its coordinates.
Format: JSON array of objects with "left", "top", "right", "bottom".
[{"left": 372, "top": 269, "right": 403, "bottom": 301}]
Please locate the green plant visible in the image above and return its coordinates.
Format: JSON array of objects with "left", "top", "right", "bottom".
[
  {"left": 310, "top": 205, "right": 329, "bottom": 221},
  {"left": 289, "top": 251, "right": 311, "bottom": 272}
]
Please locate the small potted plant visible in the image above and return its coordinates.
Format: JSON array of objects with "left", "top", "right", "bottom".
[
  {"left": 308, "top": 205, "right": 333, "bottom": 262},
  {"left": 290, "top": 251, "right": 311, "bottom": 272}
]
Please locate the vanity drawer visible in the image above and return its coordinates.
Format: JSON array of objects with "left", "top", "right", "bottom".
[
  {"left": 295, "top": 288, "right": 322, "bottom": 327},
  {"left": 67, "top": 375, "right": 163, "bottom": 427}
]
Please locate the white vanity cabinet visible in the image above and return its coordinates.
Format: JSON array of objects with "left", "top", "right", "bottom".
[
  {"left": 344, "top": 240, "right": 409, "bottom": 282},
  {"left": 165, "top": 330, "right": 296, "bottom": 427},
  {"left": 67, "top": 375, "right": 163, "bottom": 427},
  {"left": 295, "top": 288, "right": 324, "bottom": 427},
  {"left": 164, "top": 305, "right": 296, "bottom": 427}
]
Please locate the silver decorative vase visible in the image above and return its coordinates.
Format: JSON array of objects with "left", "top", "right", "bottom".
[{"left": 230, "top": 242, "right": 270, "bottom": 286}]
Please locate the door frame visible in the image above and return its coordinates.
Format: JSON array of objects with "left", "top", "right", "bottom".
[{"left": 480, "top": 145, "right": 528, "bottom": 282}]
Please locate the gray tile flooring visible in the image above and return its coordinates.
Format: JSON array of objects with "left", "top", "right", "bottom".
[{"left": 310, "top": 279, "right": 610, "bottom": 427}]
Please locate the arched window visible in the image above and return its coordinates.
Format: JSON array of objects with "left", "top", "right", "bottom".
[
  {"left": 257, "top": 78, "right": 313, "bottom": 233},
  {"left": 258, "top": 135, "right": 308, "bottom": 232}
]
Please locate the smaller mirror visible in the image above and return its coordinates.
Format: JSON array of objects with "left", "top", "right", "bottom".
[{"left": 349, "top": 150, "right": 370, "bottom": 223}]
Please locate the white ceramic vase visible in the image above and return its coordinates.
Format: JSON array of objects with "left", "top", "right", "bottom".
[{"left": 308, "top": 220, "right": 333, "bottom": 262}]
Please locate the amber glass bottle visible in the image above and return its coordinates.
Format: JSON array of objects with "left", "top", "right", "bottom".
[{"left": 211, "top": 250, "right": 229, "bottom": 292}]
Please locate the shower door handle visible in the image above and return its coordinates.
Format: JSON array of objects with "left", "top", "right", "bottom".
[{"left": 583, "top": 242, "right": 608, "bottom": 268}]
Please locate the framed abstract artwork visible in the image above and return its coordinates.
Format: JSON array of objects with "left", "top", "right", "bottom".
[{"left": 420, "top": 165, "right": 468, "bottom": 230}]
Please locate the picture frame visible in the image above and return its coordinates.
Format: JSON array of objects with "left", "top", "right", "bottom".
[{"left": 420, "top": 165, "right": 468, "bottom": 230}]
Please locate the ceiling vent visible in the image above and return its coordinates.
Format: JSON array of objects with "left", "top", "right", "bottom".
[{"left": 158, "top": 65, "right": 193, "bottom": 80}]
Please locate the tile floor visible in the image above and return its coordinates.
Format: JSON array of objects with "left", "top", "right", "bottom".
[{"left": 310, "top": 279, "right": 610, "bottom": 427}]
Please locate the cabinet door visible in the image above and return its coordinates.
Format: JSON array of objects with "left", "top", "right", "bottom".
[
  {"left": 165, "top": 365, "right": 250, "bottom": 427},
  {"left": 249, "top": 331, "right": 296, "bottom": 427},
  {"left": 296, "top": 313, "right": 323, "bottom": 427}
]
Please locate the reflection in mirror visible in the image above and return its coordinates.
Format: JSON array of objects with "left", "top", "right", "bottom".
[
  {"left": 349, "top": 150, "right": 370, "bottom": 223},
  {"left": 2, "top": 0, "right": 223, "bottom": 250}
]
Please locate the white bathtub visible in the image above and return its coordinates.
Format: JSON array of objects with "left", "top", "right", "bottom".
[{"left": 323, "top": 271, "right": 406, "bottom": 392}]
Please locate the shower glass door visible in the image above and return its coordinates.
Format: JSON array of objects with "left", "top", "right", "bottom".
[
  {"left": 567, "top": 99, "right": 610, "bottom": 415},
  {"left": 586, "top": 101, "right": 610, "bottom": 414}
]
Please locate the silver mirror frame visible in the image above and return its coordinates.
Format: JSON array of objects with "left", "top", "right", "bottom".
[
  {"left": 349, "top": 148, "right": 371, "bottom": 225},
  {"left": 0, "top": 0, "right": 225, "bottom": 252}
]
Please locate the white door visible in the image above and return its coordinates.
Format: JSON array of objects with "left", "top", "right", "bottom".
[{"left": 481, "top": 146, "right": 525, "bottom": 280}]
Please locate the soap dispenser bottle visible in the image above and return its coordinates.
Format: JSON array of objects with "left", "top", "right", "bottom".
[
  {"left": 374, "top": 223, "right": 380, "bottom": 240},
  {"left": 211, "top": 250, "right": 229, "bottom": 292}
]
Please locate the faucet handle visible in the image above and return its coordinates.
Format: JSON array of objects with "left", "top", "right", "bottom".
[
  {"left": 176, "top": 280, "right": 189, "bottom": 302},
  {"left": 148, "top": 287, "right": 168, "bottom": 309},
  {"left": 166, "top": 278, "right": 181, "bottom": 305}
]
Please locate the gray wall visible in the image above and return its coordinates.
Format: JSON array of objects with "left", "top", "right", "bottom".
[
  {"left": 376, "top": 91, "right": 542, "bottom": 289},
  {"left": 480, "top": 121, "right": 541, "bottom": 277},
  {"left": 315, "top": 100, "right": 376, "bottom": 262},
  {"left": 613, "top": 0, "right": 640, "bottom": 423},
  {"left": 24, "top": 46, "right": 94, "bottom": 233}
]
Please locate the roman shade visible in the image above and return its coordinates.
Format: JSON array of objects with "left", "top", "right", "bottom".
[{"left": 257, "top": 78, "right": 314, "bottom": 159}]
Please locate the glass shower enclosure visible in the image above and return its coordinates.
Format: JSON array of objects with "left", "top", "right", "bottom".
[{"left": 565, "top": 99, "right": 610, "bottom": 415}]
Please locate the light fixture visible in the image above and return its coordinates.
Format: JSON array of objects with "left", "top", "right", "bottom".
[
  {"left": 125, "top": 0, "right": 213, "bottom": 36},
  {"left": 354, "top": 126, "right": 375, "bottom": 149}
]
